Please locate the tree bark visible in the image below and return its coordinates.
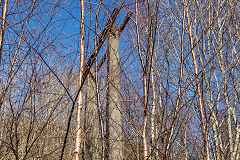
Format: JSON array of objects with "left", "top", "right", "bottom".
[
  {"left": 74, "top": 0, "right": 85, "bottom": 159},
  {"left": 0, "top": 0, "right": 8, "bottom": 64},
  {"left": 143, "top": 72, "right": 148, "bottom": 160},
  {"left": 150, "top": 61, "right": 156, "bottom": 160}
]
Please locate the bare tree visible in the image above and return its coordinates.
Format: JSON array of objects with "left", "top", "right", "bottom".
[
  {"left": 184, "top": 1, "right": 210, "bottom": 159},
  {"left": 0, "top": 0, "right": 239, "bottom": 160}
]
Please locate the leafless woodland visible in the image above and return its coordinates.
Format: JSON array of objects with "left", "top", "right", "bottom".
[{"left": 0, "top": 0, "right": 239, "bottom": 160}]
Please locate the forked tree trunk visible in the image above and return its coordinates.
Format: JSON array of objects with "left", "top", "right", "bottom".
[{"left": 142, "top": 1, "right": 152, "bottom": 159}]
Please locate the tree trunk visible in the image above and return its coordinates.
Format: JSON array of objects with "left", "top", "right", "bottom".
[
  {"left": 0, "top": 0, "right": 8, "bottom": 64},
  {"left": 150, "top": 62, "right": 156, "bottom": 159},
  {"left": 143, "top": 72, "right": 148, "bottom": 160},
  {"left": 74, "top": 0, "right": 85, "bottom": 159}
]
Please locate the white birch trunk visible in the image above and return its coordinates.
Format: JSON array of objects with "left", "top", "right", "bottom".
[
  {"left": 150, "top": 64, "right": 156, "bottom": 159},
  {"left": 0, "top": 0, "right": 8, "bottom": 64},
  {"left": 74, "top": 0, "right": 85, "bottom": 159}
]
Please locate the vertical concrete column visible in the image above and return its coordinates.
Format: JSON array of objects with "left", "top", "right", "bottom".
[
  {"left": 85, "top": 68, "right": 99, "bottom": 159},
  {"left": 107, "top": 25, "right": 122, "bottom": 159}
]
